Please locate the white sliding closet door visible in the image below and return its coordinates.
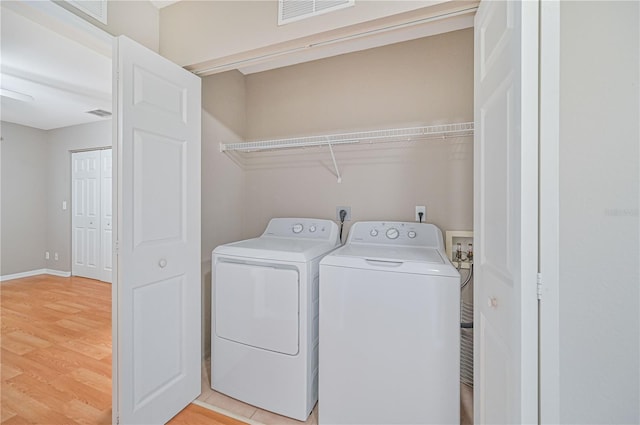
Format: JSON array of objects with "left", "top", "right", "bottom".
[{"left": 72, "top": 148, "right": 112, "bottom": 283}]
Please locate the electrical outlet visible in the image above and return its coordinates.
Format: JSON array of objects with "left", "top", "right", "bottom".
[
  {"left": 415, "top": 205, "right": 426, "bottom": 222},
  {"left": 45, "top": 251, "right": 50, "bottom": 260},
  {"left": 336, "top": 206, "right": 351, "bottom": 221},
  {"left": 54, "top": 252, "right": 59, "bottom": 261}
]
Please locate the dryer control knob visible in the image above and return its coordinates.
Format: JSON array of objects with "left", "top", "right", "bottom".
[
  {"left": 309, "top": 225, "right": 317, "bottom": 233},
  {"left": 386, "top": 228, "right": 400, "bottom": 239},
  {"left": 292, "top": 223, "right": 304, "bottom": 233},
  {"left": 408, "top": 231, "right": 417, "bottom": 239},
  {"left": 370, "top": 229, "right": 379, "bottom": 237}
]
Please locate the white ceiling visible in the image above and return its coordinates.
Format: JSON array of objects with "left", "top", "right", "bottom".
[{"left": 0, "top": 6, "right": 112, "bottom": 130}]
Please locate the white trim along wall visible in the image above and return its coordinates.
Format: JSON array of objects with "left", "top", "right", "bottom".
[{"left": 0, "top": 269, "right": 72, "bottom": 282}]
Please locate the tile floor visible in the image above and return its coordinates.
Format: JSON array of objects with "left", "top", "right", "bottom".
[{"left": 197, "top": 359, "right": 473, "bottom": 425}]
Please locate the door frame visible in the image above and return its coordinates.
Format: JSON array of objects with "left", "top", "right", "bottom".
[{"left": 539, "top": 0, "right": 561, "bottom": 423}]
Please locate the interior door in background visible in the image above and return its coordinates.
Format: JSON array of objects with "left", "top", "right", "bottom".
[
  {"left": 473, "top": 0, "right": 539, "bottom": 423},
  {"left": 72, "top": 149, "right": 102, "bottom": 281}
]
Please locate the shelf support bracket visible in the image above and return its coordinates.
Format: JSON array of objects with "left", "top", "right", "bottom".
[{"left": 326, "top": 140, "right": 342, "bottom": 183}]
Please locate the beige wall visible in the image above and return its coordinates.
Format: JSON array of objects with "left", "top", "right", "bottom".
[
  {"left": 242, "top": 29, "right": 474, "bottom": 237},
  {"left": 160, "top": 0, "right": 452, "bottom": 67},
  {"left": 557, "top": 2, "right": 639, "bottom": 422},
  {"left": 0, "top": 122, "right": 48, "bottom": 276}
]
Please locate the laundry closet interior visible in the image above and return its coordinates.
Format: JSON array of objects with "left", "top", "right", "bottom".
[{"left": 197, "top": 15, "right": 475, "bottom": 425}]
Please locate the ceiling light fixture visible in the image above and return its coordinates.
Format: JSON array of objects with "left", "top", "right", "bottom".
[{"left": 86, "top": 109, "right": 112, "bottom": 117}]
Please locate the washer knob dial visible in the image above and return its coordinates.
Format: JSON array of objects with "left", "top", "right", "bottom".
[
  {"left": 292, "top": 223, "right": 304, "bottom": 234},
  {"left": 386, "top": 228, "right": 400, "bottom": 239},
  {"left": 370, "top": 229, "right": 379, "bottom": 237},
  {"left": 408, "top": 231, "right": 417, "bottom": 239},
  {"left": 309, "top": 225, "right": 317, "bottom": 233}
]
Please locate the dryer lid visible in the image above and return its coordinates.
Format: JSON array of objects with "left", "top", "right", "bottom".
[
  {"left": 214, "top": 236, "right": 338, "bottom": 262},
  {"left": 213, "top": 218, "right": 340, "bottom": 262}
]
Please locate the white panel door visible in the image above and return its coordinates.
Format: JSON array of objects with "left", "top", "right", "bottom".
[
  {"left": 72, "top": 150, "right": 101, "bottom": 281},
  {"left": 113, "top": 36, "right": 201, "bottom": 425},
  {"left": 100, "top": 148, "right": 113, "bottom": 283},
  {"left": 474, "top": 1, "right": 538, "bottom": 423}
]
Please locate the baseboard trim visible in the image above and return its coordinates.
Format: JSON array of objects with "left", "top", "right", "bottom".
[
  {"left": 46, "top": 269, "right": 72, "bottom": 278},
  {"left": 0, "top": 269, "right": 72, "bottom": 282}
]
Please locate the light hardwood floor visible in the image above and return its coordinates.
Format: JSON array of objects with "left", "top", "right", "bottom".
[{"left": 0, "top": 275, "right": 244, "bottom": 425}]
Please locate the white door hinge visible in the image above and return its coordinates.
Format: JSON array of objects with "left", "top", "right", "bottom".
[
  {"left": 114, "top": 240, "right": 119, "bottom": 254},
  {"left": 537, "top": 273, "right": 543, "bottom": 300}
]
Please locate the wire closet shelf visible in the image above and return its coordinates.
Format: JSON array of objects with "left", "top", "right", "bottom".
[{"left": 219, "top": 122, "right": 474, "bottom": 153}]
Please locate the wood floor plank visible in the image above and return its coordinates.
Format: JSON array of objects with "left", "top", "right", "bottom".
[
  {"left": 60, "top": 339, "right": 111, "bottom": 361},
  {"left": 0, "top": 415, "right": 31, "bottom": 425},
  {"left": 1, "top": 382, "right": 81, "bottom": 425}
]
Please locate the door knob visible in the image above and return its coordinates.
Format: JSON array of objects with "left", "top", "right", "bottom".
[{"left": 159, "top": 259, "right": 167, "bottom": 268}]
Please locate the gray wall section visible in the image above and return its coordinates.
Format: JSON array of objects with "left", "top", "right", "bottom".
[
  {"left": 0, "top": 122, "right": 48, "bottom": 276},
  {"left": 45, "top": 120, "right": 112, "bottom": 272},
  {"left": 0, "top": 120, "right": 111, "bottom": 277},
  {"left": 559, "top": 2, "right": 639, "bottom": 423}
]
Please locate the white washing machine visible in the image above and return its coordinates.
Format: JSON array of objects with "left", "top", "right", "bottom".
[
  {"left": 212, "top": 218, "right": 339, "bottom": 421},
  {"left": 319, "top": 221, "right": 460, "bottom": 425}
]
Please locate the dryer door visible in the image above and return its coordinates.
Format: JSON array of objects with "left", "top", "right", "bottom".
[{"left": 215, "top": 261, "right": 299, "bottom": 355}]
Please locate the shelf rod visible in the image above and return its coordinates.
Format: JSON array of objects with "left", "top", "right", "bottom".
[{"left": 219, "top": 122, "right": 474, "bottom": 153}]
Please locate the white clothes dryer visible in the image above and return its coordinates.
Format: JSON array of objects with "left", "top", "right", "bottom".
[
  {"left": 212, "top": 218, "right": 339, "bottom": 421},
  {"left": 319, "top": 221, "right": 460, "bottom": 425}
]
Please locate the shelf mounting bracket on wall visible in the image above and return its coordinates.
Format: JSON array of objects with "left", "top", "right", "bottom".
[{"left": 326, "top": 139, "right": 343, "bottom": 183}]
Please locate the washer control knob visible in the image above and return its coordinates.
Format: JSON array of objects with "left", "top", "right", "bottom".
[
  {"left": 309, "top": 225, "right": 317, "bottom": 233},
  {"left": 370, "top": 229, "right": 379, "bottom": 237},
  {"left": 408, "top": 231, "right": 417, "bottom": 239},
  {"left": 292, "top": 223, "right": 304, "bottom": 234},
  {"left": 386, "top": 228, "right": 400, "bottom": 239}
]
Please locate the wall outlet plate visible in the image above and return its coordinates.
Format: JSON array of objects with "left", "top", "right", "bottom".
[
  {"left": 336, "top": 206, "right": 351, "bottom": 221},
  {"left": 415, "top": 205, "right": 426, "bottom": 222}
]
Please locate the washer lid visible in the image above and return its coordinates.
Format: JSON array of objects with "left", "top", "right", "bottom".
[
  {"left": 214, "top": 236, "right": 339, "bottom": 262},
  {"left": 320, "top": 244, "right": 460, "bottom": 277}
]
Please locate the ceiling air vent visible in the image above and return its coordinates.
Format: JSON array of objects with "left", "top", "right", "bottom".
[
  {"left": 64, "top": 0, "right": 108, "bottom": 25},
  {"left": 86, "top": 109, "right": 112, "bottom": 118},
  {"left": 278, "top": 0, "right": 354, "bottom": 25}
]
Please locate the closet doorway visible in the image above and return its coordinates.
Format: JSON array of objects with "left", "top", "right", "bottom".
[{"left": 71, "top": 148, "right": 112, "bottom": 283}]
